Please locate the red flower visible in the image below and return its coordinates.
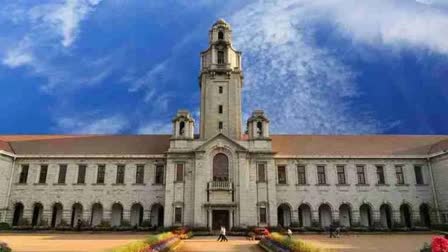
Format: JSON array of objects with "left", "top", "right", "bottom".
[{"left": 432, "top": 236, "right": 448, "bottom": 252}]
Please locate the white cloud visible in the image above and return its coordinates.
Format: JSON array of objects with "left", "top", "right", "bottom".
[
  {"left": 231, "top": 0, "right": 382, "bottom": 134},
  {"left": 2, "top": 40, "right": 33, "bottom": 68},
  {"left": 137, "top": 121, "right": 172, "bottom": 134},
  {"left": 56, "top": 114, "right": 128, "bottom": 134},
  {"left": 29, "top": 0, "right": 103, "bottom": 47}
]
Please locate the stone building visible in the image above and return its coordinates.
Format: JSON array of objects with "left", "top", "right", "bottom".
[{"left": 1, "top": 19, "right": 448, "bottom": 230}]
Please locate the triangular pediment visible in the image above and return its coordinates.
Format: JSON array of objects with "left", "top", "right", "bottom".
[{"left": 194, "top": 133, "right": 248, "bottom": 152}]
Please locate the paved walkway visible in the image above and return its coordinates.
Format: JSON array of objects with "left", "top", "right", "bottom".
[{"left": 180, "top": 236, "right": 262, "bottom": 252}]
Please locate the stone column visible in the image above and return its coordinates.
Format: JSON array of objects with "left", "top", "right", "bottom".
[
  {"left": 351, "top": 210, "right": 360, "bottom": 226},
  {"left": 292, "top": 208, "right": 299, "bottom": 225}
]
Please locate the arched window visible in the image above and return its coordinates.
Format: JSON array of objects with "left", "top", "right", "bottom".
[
  {"left": 218, "top": 31, "right": 224, "bottom": 40},
  {"left": 256, "top": 121, "right": 263, "bottom": 136},
  {"left": 217, "top": 51, "right": 224, "bottom": 64},
  {"left": 179, "top": 121, "right": 185, "bottom": 136},
  {"left": 213, "top": 153, "right": 229, "bottom": 181}
]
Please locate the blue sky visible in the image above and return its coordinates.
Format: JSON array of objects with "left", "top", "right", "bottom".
[{"left": 0, "top": 0, "right": 447, "bottom": 135}]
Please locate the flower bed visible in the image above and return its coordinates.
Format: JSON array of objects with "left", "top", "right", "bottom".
[
  {"left": 259, "top": 232, "right": 325, "bottom": 252},
  {"left": 420, "top": 235, "right": 448, "bottom": 252},
  {"left": 109, "top": 232, "right": 181, "bottom": 252},
  {"left": 0, "top": 242, "right": 12, "bottom": 252}
]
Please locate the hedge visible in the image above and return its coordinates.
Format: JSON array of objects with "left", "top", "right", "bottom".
[
  {"left": 259, "top": 232, "right": 326, "bottom": 252},
  {"left": 108, "top": 232, "right": 181, "bottom": 252}
]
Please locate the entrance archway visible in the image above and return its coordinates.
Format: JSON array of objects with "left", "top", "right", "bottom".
[
  {"left": 71, "top": 203, "right": 83, "bottom": 227},
  {"left": 51, "top": 203, "right": 63, "bottom": 228},
  {"left": 339, "top": 204, "right": 352, "bottom": 227},
  {"left": 360, "top": 204, "right": 372, "bottom": 227},
  {"left": 277, "top": 204, "right": 291, "bottom": 227},
  {"left": 380, "top": 204, "right": 392, "bottom": 229},
  {"left": 212, "top": 210, "right": 229, "bottom": 230},
  {"left": 91, "top": 203, "right": 103, "bottom": 227},
  {"left": 420, "top": 204, "right": 431, "bottom": 227},
  {"left": 400, "top": 204, "right": 412, "bottom": 228},
  {"left": 111, "top": 203, "right": 123, "bottom": 227},
  {"left": 213, "top": 153, "right": 229, "bottom": 181},
  {"left": 130, "top": 203, "right": 144, "bottom": 227},
  {"left": 12, "top": 203, "right": 24, "bottom": 226},
  {"left": 31, "top": 203, "right": 43, "bottom": 226},
  {"left": 150, "top": 204, "right": 164, "bottom": 227},
  {"left": 319, "top": 204, "right": 332, "bottom": 228},
  {"left": 298, "top": 204, "right": 312, "bottom": 227}
]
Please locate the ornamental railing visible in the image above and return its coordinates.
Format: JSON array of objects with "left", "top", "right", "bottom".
[{"left": 208, "top": 181, "right": 232, "bottom": 191}]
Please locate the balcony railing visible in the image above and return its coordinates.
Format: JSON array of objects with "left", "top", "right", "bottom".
[{"left": 208, "top": 181, "right": 233, "bottom": 191}]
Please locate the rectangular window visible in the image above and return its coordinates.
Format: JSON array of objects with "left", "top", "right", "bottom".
[
  {"left": 277, "top": 165, "right": 287, "bottom": 184},
  {"left": 116, "top": 165, "right": 125, "bottom": 184},
  {"left": 414, "top": 165, "right": 424, "bottom": 185},
  {"left": 258, "top": 163, "right": 266, "bottom": 182},
  {"left": 38, "top": 165, "right": 48, "bottom": 184},
  {"left": 336, "top": 165, "right": 346, "bottom": 184},
  {"left": 18, "top": 165, "right": 29, "bottom": 184},
  {"left": 259, "top": 207, "right": 267, "bottom": 224},
  {"left": 217, "top": 51, "right": 225, "bottom": 64},
  {"left": 58, "top": 164, "right": 67, "bottom": 184},
  {"left": 174, "top": 207, "right": 182, "bottom": 224},
  {"left": 176, "top": 163, "right": 184, "bottom": 182},
  {"left": 219, "top": 105, "right": 223, "bottom": 114},
  {"left": 77, "top": 165, "right": 87, "bottom": 184},
  {"left": 219, "top": 86, "right": 223, "bottom": 94},
  {"left": 317, "top": 165, "right": 326, "bottom": 185},
  {"left": 376, "top": 165, "right": 385, "bottom": 185},
  {"left": 357, "top": 165, "right": 366, "bottom": 184},
  {"left": 97, "top": 164, "right": 106, "bottom": 184},
  {"left": 395, "top": 165, "right": 405, "bottom": 185},
  {"left": 136, "top": 165, "right": 145, "bottom": 184},
  {"left": 218, "top": 121, "right": 223, "bottom": 130},
  {"left": 155, "top": 164, "right": 164, "bottom": 185},
  {"left": 297, "top": 165, "right": 306, "bottom": 185}
]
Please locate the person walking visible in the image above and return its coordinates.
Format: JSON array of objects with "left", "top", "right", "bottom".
[
  {"left": 287, "top": 228, "right": 293, "bottom": 239},
  {"left": 222, "top": 226, "right": 228, "bottom": 242},
  {"left": 329, "top": 224, "right": 336, "bottom": 238},
  {"left": 217, "top": 226, "right": 224, "bottom": 242}
]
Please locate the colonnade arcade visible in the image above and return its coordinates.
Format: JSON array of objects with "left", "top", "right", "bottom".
[
  {"left": 277, "top": 202, "right": 432, "bottom": 228},
  {"left": 11, "top": 202, "right": 165, "bottom": 228}
]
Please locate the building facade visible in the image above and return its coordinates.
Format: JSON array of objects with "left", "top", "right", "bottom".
[{"left": 1, "top": 20, "right": 448, "bottom": 230}]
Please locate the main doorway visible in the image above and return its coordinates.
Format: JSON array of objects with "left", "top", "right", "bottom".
[{"left": 212, "top": 210, "right": 229, "bottom": 230}]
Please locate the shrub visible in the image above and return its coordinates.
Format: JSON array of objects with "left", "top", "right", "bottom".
[
  {"left": 432, "top": 224, "right": 448, "bottom": 232},
  {"left": 109, "top": 232, "right": 180, "bottom": 252},
  {"left": 18, "top": 218, "right": 30, "bottom": 226},
  {"left": 432, "top": 236, "right": 448, "bottom": 252},
  {"left": 420, "top": 242, "right": 431, "bottom": 252},
  {"left": 0, "top": 242, "right": 12, "bottom": 252},
  {"left": 0, "top": 223, "right": 10, "bottom": 230},
  {"left": 260, "top": 232, "right": 326, "bottom": 252},
  {"left": 140, "top": 219, "right": 151, "bottom": 227}
]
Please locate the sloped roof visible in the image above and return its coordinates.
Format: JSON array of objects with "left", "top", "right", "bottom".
[
  {"left": 0, "top": 134, "right": 447, "bottom": 157},
  {"left": 0, "top": 135, "right": 170, "bottom": 155},
  {"left": 271, "top": 135, "right": 448, "bottom": 156}
]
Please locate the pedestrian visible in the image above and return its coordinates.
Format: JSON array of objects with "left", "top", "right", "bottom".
[
  {"left": 217, "top": 226, "right": 224, "bottom": 242},
  {"left": 329, "top": 224, "right": 336, "bottom": 238},
  {"left": 222, "top": 226, "right": 228, "bottom": 242},
  {"left": 287, "top": 228, "right": 292, "bottom": 239},
  {"left": 335, "top": 226, "right": 341, "bottom": 238},
  {"left": 76, "top": 218, "right": 82, "bottom": 232}
]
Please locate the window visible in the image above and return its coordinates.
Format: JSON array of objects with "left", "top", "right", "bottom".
[
  {"left": 395, "top": 165, "right": 405, "bottom": 185},
  {"left": 155, "top": 164, "right": 164, "bottom": 185},
  {"left": 414, "top": 165, "right": 424, "bottom": 185},
  {"left": 218, "top": 121, "right": 223, "bottom": 130},
  {"left": 217, "top": 50, "right": 225, "bottom": 64},
  {"left": 174, "top": 207, "right": 182, "bottom": 224},
  {"left": 136, "top": 165, "right": 145, "bottom": 184},
  {"left": 256, "top": 121, "right": 263, "bottom": 136},
  {"left": 297, "top": 165, "right": 306, "bottom": 185},
  {"left": 376, "top": 165, "right": 385, "bottom": 185},
  {"left": 258, "top": 163, "right": 266, "bottom": 182},
  {"left": 219, "top": 86, "right": 223, "bottom": 94},
  {"left": 218, "top": 31, "right": 224, "bottom": 40},
  {"left": 277, "top": 165, "right": 287, "bottom": 184},
  {"left": 219, "top": 105, "right": 223, "bottom": 114},
  {"left": 336, "top": 165, "right": 346, "bottom": 184},
  {"left": 38, "top": 165, "right": 48, "bottom": 184},
  {"left": 18, "top": 165, "right": 29, "bottom": 184},
  {"left": 317, "top": 165, "right": 326, "bottom": 185},
  {"left": 259, "top": 207, "right": 267, "bottom": 224},
  {"left": 97, "top": 164, "right": 106, "bottom": 184},
  {"left": 58, "top": 164, "right": 67, "bottom": 184},
  {"left": 179, "top": 121, "right": 185, "bottom": 136},
  {"left": 357, "top": 165, "right": 366, "bottom": 185},
  {"left": 176, "top": 163, "right": 184, "bottom": 182},
  {"left": 116, "top": 165, "right": 125, "bottom": 184},
  {"left": 77, "top": 165, "right": 87, "bottom": 184}
]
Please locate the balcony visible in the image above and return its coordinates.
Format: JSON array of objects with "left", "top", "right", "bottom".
[{"left": 208, "top": 181, "right": 233, "bottom": 191}]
